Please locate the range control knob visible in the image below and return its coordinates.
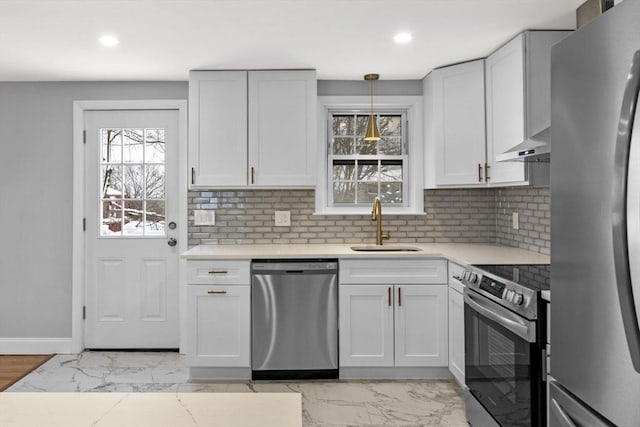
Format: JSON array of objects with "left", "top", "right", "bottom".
[
  {"left": 470, "top": 273, "right": 478, "bottom": 283},
  {"left": 513, "top": 293, "right": 524, "bottom": 305},
  {"left": 505, "top": 289, "right": 515, "bottom": 302}
]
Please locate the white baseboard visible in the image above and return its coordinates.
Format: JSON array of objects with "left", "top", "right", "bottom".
[{"left": 0, "top": 338, "right": 74, "bottom": 354}]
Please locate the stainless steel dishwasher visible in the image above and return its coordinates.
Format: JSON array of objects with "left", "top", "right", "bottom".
[{"left": 251, "top": 260, "right": 338, "bottom": 380}]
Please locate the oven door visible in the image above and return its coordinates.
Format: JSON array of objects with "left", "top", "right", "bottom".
[{"left": 464, "top": 288, "right": 543, "bottom": 427}]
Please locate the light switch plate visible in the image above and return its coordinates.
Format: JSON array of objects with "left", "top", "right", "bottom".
[
  {"left": 194, "top": 209, "right": 215, "bottom": 225},
  {"left": 275, "top": 211, "right": 291, "bottom": 227},
  {"left": 512, "top": 212, "right": 519, "bottom": 230}
]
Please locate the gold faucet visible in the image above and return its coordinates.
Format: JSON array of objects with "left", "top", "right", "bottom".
[{"left": 371, "top": 197, "right": 390, "bottom": 246}]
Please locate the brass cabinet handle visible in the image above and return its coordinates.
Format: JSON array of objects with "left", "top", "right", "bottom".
[
  {"left": 398, "top": 287, "right": 402, "bottom": 307},
  {"left": 191, "top": 167, "right": 195, "bottom": 185},
  {"left": 208, "top": 270, "right": 228, "bottom": 274},
  {"left": 251, "top": 166, "right": 255, "bottom": 184},
  {"left": 478, "top": 163, "right": 483, "bottom": 182},
  {"left": 485, "top": 163, "right": 491, "bottom": 182},
  {"left": 388, "top": 287, "right": 392, "bottom": 307},
  {"left": 207, "top": 290, "right": 227, "bottom": 295}
]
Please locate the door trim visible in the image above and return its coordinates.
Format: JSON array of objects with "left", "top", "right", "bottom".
[{"left": 72, "top": 100, "right": 188, "bottom": 353}]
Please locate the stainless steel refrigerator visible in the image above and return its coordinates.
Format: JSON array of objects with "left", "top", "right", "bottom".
[{"left": 551, "top": 0, "right": 640, "bottom": 426}]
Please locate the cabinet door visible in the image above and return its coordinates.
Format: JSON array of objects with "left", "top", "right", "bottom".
[
  {"left": 394, "top": 285, "right": 448, "bottom": 367},
  {"left": 428, "top": 60, "right": 486, "bottom": 187},
  {"left": 448, "top": 287, "right": 465, "bottom": 385},
  {"left": 248, "top": 70, "right": 316, "bottom": 186},
  {"left": 485, "top": 34, "right": 527, "bottom": 184},
  {"left": 187, "top": 285, "right": 250, "bottom": 367},
  {"left": 189, "top": 71, "right": 248, "bottom": 187},
  {"left": 339, "top": 285, "right": 394, "bottom": 367}
]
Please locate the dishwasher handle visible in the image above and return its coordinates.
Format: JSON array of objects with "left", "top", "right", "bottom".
[{"left": 252, "top": 261, "right": 338, "bottom": 273}]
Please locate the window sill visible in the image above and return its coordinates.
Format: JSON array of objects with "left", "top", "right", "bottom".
[{"left": 313, "top": 208, "right": 426, "bottom": 216}]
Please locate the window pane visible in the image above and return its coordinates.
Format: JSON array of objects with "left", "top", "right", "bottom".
[
  {"left": 379, "top": 137, "right": 402, "bottom": 155},
  {"left": 101, "top": 165, "right": 122, "bottom": 198},
  {"left": 357, "top": 161, "right": 378, "bottom": 181},
  {"left": 380, "top": 162, "right": 402, "bottom": 181},
  {"left": 356, "top": 137, "right": 377, "bottom": 155},
  {"left": 101, "top": 129, "right": 122, "bottom": 163},
  {"left": 101, "top": 200, "right": 123, "bottom": 235},
  {"left": 145, "top": 165, "right": 165, "bottom": 199},
  {"left": 332, "top": 162, "right": 356, "bottom": 181},
  {"left": 333, "top": 137, "right": 354, "bottom": 155},
  {"left": 332, "top": 115, "right": 354, "bottom": 136},
  {"left": 333, "top": 182, "right": 356, "bottom": 204},
  {"left": 379, "top": 115, "right": 402, "bottom": 136},
  {"left": 356, "top": 115, "right": 370, "bottom": 136},
  {"left": 123, "top": 200, "right": 144, "bottom": 235},
  {"left": 122, "top": 129, "right": 144, "bottom": 163},
  {"left": 123, "top": 165, "right": 144, "bottom": 198},
  {"left": 145, "top": 129, "right": 165, "bottom": 163},
  {"left": 357, "top": 182, "right": 378, "bottom": 204},
  {"left": 145, "top": 200, "right": 166, "bottom": 235},
  {"left": 380, "top": 183, "right": 403, "bottom": 204}
]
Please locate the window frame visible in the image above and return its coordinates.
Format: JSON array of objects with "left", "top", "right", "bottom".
[{"left": 315, "top": 96, "right": 424, "bottom": 215}]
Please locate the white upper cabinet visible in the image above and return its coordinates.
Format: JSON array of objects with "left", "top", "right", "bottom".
[
  {"left": 189, "top": 70, "right": 317, "bottom": 188},
  {"left": 248, "top": 71, "right": 316, "bottom": 186},
  {"left": 424, "top": 60, "right": 486, "bottom": 188},
  {"left": 425, "top": 31, "right": 569, "bottom": 189},
  {"left": 485, "top": 31, "right": 569, "bottom": 185},
  {"left": 189, "top": 71, "right": 248, "bottom": 187}
]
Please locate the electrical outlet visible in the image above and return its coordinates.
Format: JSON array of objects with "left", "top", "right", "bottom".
[
  {"left": 194, "top": 209, "right": 215, "bottom": 225},
  {"left": 512, "top": 212, "right": 519, "bottom": 230},
  {"left": 275, "top": 211, "right": 291, "bottom": 227}
]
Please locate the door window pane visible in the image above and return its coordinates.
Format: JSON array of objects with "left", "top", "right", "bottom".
[{"left": 99, "top": 127, "right": 167, "bottom": 237}]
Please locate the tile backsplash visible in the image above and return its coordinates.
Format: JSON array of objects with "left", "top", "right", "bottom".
[{"left": 188, "top": 186, "right": 550, "bottom": 254}]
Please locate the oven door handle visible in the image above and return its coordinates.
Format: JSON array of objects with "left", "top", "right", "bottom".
[{"left": 464, "top": 290, "right": 536, "bottom": 343}]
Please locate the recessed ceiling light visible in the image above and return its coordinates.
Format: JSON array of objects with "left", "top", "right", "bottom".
[
  {"left": 99, "top": 35, "right": 119, "bottom": 47},
  {"left": 394, "top": 33, "right": 412, "bottom": 44}
]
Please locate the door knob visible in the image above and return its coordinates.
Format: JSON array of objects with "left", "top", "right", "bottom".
[{"left": 167, "top": 238, "right": 177, "bottom": 247}]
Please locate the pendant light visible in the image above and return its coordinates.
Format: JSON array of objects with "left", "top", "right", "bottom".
[{"left": 364, "top": 73, "right": 380, "bottom": 141}]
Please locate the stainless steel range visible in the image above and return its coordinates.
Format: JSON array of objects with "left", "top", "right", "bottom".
[{"left": 459, "top": 264, "right": 549, "bottom": 427}]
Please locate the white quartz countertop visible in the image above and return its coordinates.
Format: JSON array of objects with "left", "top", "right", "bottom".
[
  {"left": 0, "top": 392, "right": 301, "bottom": 427},
  {"left": 181, "top": 243, "right": 550, "bottom": 266}
]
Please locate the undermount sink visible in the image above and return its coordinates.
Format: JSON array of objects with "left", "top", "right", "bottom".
[{"left": 350, "top": 245, "right": 422, "bottom": 252}]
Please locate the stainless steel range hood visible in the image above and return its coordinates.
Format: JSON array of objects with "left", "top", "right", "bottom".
[{"left": 496, "top": 127, "right": 550, "bottom": 162}]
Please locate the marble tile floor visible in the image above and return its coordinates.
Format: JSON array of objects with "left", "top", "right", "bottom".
[{"left": 6, "top": 351, "right": 468, "bottom": 427}]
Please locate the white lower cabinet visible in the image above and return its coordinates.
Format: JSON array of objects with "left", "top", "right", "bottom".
[
  {"left": 187, "top": 285, "right": 250, "bottom": 367},
  {"left": 448, "top": 262, "right": 466, "bottom": 386},
  {"left": 339, "top": 284, "right": 448, "bottom": 368}
]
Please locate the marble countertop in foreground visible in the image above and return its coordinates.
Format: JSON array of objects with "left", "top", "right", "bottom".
[
  {"left": 181, "top": 243, "right": 550, "bottom": 266},
  {"left": 0, "top": 392, "right": 301, "bottom": 427}
]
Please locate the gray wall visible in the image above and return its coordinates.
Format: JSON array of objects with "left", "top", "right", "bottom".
[{"left": 0, "top": 82, "right": 187, "bottom": 338}]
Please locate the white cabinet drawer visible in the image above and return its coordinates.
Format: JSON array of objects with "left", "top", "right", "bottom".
[
  {"left": 187, "top": 260, "right": 250, "bottom": 285},
  {"left": 448, "top": 262, "right": 466, "bottom": 293},
  {"left": 339, "top": 259, "right": 447, "bottom": 284}
]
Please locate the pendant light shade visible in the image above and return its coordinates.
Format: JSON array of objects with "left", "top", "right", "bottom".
[{"left": 364, "top": 73, "right": 380, "bottom": 141}]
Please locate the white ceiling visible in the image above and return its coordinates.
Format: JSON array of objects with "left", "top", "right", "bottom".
[{"left": 0, "top": 0, "right": 583, "bottom": 81}]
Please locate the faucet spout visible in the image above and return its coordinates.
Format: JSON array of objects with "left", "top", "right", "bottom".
[{"left": 371, "top": 197, "right": 390, "bottom": 246}]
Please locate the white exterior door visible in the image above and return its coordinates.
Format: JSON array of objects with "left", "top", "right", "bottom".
[
  {"left": 339, "top": 285, "right": 394, "bottom": 367},
  {"left": 84, "top": 109, "right": 179, "bottom": 348}
]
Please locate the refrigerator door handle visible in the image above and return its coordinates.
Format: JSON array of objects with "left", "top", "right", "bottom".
[
  {"left": 550, "top": 398, "right": 578, "bottom": 427},
  {"left": 612, "top": 49, "right": 640, "bottom": 373}
]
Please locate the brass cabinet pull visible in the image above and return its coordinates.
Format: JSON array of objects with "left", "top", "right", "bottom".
[
  {"left": 208, "top": 270, "right": 228, "bottom": 274},
  {"left": 207, "top": 290, "right": 227, "bottom": 295},
  {"left": 251, "top": 166, "right": 255, "bottom": 184},
  {"left": 398, "top": 287, "right": 402, "bottom": 307},
  {"left": 191, "top": 167, "right": 195, "bottom": 185},
  {"left": 388, "top": 287, "right": 392, "bottom": 307},
  {"left": 485, "top": 163, "right": 491, "bottom": 182},
  {"left": 478, "top": 163, "right": 483, "bottom": 182}
]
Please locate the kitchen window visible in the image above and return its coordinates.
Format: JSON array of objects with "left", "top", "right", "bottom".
[
  {"left": 316, "top": 96, "right": 424, "bottom": 215},
  {"left": 330, "top": 112, "right": 407, "bottom": 206}
]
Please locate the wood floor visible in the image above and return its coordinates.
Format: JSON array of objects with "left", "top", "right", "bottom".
[{"left": 0, "top": 355, "right": 53, "bottom": 392}]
